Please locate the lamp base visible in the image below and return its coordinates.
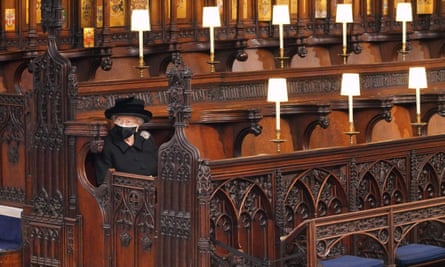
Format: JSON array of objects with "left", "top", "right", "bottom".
[
  {"left": 274, "top": 56, "right": 289, "bottom": 69},
  {"left": 270, "top": 129, "right": 287, "bottom": 153},
  {"left": 270, "top": 138, "right": 287, "bottom": 153},
  {"left": 411, "top": 114, "right": 427, "bottom": 136},
  {"left": 134, "top": 64, "right": 150, "bottom": 78},
  {"left": 134, "top": 57, "right": 149, "bottom": 78},
  {"left": 339, "top": 52, "right": 350, "bottom": 64},
  {"left": 344, "top": 122, "right": 359, "bottom": 145},
  {"left": 410, "top": 121, "right": 427, "bottom": 136},
  {"left": 344, "top": 130, "right": 359, "bottom": 145},
  {"left": 207, "top": 60, "right": 220, "bottom": 73},
  {"left": 399, "top": 49, "right": 409, "bottom": 61}
]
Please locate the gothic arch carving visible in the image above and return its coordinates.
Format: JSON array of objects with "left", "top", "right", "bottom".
[{"left": 357, "top": 160, "right": 407, "bottom": 210}]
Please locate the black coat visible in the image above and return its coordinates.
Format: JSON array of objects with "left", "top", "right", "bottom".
[{"left": 95, "top": 130, "right": 158, "bottom": 184}]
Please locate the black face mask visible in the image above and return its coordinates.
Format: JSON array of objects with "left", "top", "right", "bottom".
[{"left": 111, "top": 124, "right": 137, "bottom": 140}]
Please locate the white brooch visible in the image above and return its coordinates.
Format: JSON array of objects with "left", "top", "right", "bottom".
[{"left": 140, "top": 130, "right": 151, "bottom": 140}]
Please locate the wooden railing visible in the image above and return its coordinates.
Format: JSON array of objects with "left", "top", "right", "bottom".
[
  {"left": 282, "top": 196, "right": 445, "bottom": 266},
  {"left": 81, "top": 133, "right": 445, "bottom": 266},
  {"left": 207, "top": 134, "right": 445, "bottom": 266},
  {"left": 69, "top": 123, "right": 445, "bottom": 267}
]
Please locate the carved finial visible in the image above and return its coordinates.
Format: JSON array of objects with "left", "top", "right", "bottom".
[
  {"left": 171, "top": 52, "right": 183, "bottom": 69},
  {"left": 41, "top": 0, "right": 64, "bottom": 34},
  {"left": 68, "top": 66, "right": 78, "bottom": 97},
  {"left": 166, "top": 53, "right": 193, "bottom": 124},
  {"left": 167, "top": 52, "right": 192, "bottom": 80}
]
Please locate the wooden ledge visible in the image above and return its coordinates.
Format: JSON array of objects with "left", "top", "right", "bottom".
[{"left": 197, "top": 109, "right": 262, "bottom": 124}]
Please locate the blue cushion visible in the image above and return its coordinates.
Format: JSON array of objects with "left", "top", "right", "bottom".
[
  {"left": 0, "top": 215, "right": 21, "bottom": 250},
  {"left": 0, "top": 240, "right": 21, "bottom": 251},
  {"left": 396, "top": 244, "right": 445, "bottom": 266},
  {"left": 320, "top": 255, "right": 384, "bottom": 267}
]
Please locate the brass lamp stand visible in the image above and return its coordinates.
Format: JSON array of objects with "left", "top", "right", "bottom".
[
  {"left": 339, "top": 46, "right": 350, "bottom": 65},
  {"left": 275, "top": 48, "right": 289, "bottom": 69},
  {"left": 344, "top": 122, "right": 359, "bottom": 145},
  {"left": 207, "top": 52, "right": 219, "bottom": 73},
  {"left": 135, "top": 57, "right": 150, "bottom": 78},
  {"left": 271, "top": 129, "right": 286, "bottom": 153},
  {"left": 411, "top": 114, "right": 427, "bottom": 136}
]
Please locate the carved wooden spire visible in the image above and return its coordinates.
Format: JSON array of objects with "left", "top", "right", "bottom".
[
  {"left": 166, "top": 52, "right": 193, "bottom": 124},
  {"left": 24, "top": 1, "right": 79, "bottom": 266},
  {"left": 40, "top": 0, "right": 64, "bottom": 34},
  {"left": 156, "top": 53, "right": 211, "bottom": 266}
]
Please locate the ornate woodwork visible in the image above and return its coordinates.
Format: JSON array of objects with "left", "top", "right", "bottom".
[
  {"left": 331, "top": 98, "right": 393, "bottom": 143},
  {"left": 155, "top": 53, "right": 211, "bottom": 266},
  {"left": 70, "top": 60, "right": 445, "bottom": 119},
  {"left": 20, "top": 1, "right": 79, "bottom": 266},
  {"left": 2, "top": 1, "right": 445, "bottom": 266},
  {"left": 208, "top": 135, "right": 445, "bottom": 266},
  {"left": 280, "top": 103, "right": 331, "bottom": 150},
  {"left": 285, "top": 196, "right": 445, "bottom": 267},
  {"left": 109, "top": 172, "right": 156, "bottom": 267},
  {"left": 1, "top": 1, "right": 445, "bottom": 78},
  {"left": 197, "top": 109, "right": 263, "bottom": 157},
  {"left": 0, "top": 94, "right": 27, "bottom": 204},
  {"left": 2, "top": 43, "right": 445, "bottom": 267}
]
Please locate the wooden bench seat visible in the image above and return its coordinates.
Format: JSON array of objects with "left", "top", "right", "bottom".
[
  {"left": 320, "top": 255, "right": 384, "bottom": 267},
  {"left": 396, "top": 244, "right": 445, "bottom": 267}
]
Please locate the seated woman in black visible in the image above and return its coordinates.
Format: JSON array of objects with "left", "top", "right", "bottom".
[{"left": 95, "top": 97, "right": 158, "bottom": 184}]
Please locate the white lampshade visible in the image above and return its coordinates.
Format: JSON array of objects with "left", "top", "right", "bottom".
[
  {"left": 341, "top": 73, "right": 360, "bottom": 96},
  {"left": 267, "top": 78, "right": 288, "bottom": 102},
  {"left": 396, "top": 3, "right": 412, "bottom": 22},
  {"left": 131, "top": 9, "right": 151, "bottom": 31},
  {"left": 203, "top": 6, "right": 221, "bottom": 27},
  {"left": 336, "top": 4, "right": 353, "bottom": 23},
  {"left": 409, "top": 67, "right": 427, "bottom": 89},
  {"left": 272, "top": 5, "right": 290, "bottom": 25}
]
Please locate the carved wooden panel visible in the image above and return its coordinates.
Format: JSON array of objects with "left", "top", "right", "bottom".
[
  {"left": 0, "top": 95, "right": 26, "bottom": 204},
  {"left": 208, "top": 133, "right": 445, "bottom": 265},
  {"left": 155, "top": 53, "right": 210, "bottom": 267},
  {"left": 21, "top": 1, "right": 79, "bottom": 266},
  {"left": 281, "top": 196, "right": 445, "bottom": 266},
  {"left": 356, "top": 159, "right": 407, "bottom": 209},
  {"left": 283, "top": 167, "right": 348, "bottom": 230},
  {"left": 414, "top": 151, "right": 445, "bottom": 199},
  {"left": 110, "top": 173, "right": 156, "bottom": 267},
  {"left": 210, "top": 173, "right": 276, "bottom": 264}
]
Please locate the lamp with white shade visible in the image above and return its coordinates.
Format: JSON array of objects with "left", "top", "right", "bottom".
[
  {"left": 203, "top": 6, "right": 221, "bottom": 72},
  {"left": 341, "top": 73, "right": 360, "bottom": 143},
  {"left": 396, "top": 3, "right": 412, "bottom": 57},
  {"left": 336, "top": 4, "right": 353, "bottom": 64},
  {"left": 408, "top": 66, "right": 427, "bottom": 135},
  {"left": 272, "top": 5, "right": 290, "bottom": 68},
  {"left": 131, "top": 9, "right": 151, "bottom": 77},
  {"left": 267, "top": 78, "right": 288, "bottom": 152}
]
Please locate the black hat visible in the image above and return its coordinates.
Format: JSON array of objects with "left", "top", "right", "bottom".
[{"left": 105, "top": 97, "right": 152, "bottom": 122}]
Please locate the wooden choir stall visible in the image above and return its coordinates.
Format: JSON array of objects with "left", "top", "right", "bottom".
[{"left": 2, "top": 0, "right": 445, "bottom": 266}]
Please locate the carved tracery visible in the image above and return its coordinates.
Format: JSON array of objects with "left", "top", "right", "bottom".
[{"left": 357, "top": 160, "right": 407, "bottom": 210}]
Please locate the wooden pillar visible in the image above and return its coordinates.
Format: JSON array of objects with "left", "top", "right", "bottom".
[
  {"left": 169, "top": 0, "right": 178, "bottom": 45},
  {"left": 101, "top": 0, "right": 112, "bottom": 46},
  {"left": 0, "top": 1, "right": 3, "bottom": 49},
  {"left": 27, "top": 0, "right": 38, "bottom": 49},
  {"left": 155, "top": 53, "right": 211, "bottom": 267},
  {"left": 22, "top": 1, "right": 80, "bottom": 267}
]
